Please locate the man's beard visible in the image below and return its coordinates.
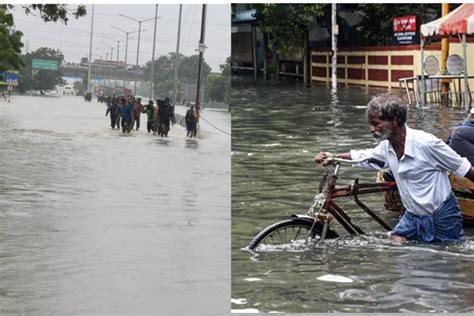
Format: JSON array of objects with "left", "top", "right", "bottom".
[{"left": 373, "top": 130, "right": 391, "bottom": 144}]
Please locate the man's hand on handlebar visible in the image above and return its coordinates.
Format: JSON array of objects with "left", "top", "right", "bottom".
[
  {"left": 315, "top": 151, "right": 354, "bottom": 166},
  {"left": 314, "top": 151, "right": 335, "bottom": 166}
]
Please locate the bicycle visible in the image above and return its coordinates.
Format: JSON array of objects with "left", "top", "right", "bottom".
[{"left": 248, "top": 157, "right": 398, "bottom": 251}]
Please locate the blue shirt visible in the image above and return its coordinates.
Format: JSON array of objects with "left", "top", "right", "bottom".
[{"left": 121, "top": 104, "right": 132, "bottom": 121}]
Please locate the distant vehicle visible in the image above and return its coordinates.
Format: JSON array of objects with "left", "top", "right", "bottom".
[
  {"left": 63, "top": 85, "right": 73, "bottom": 96},
  {"left": 126, "top": 64, "right": 144, "bottom": 72},
  {"left": 80, "top": 57, "right": 88, "bottom": 66}
]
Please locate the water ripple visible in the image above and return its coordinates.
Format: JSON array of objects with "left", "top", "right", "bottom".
[{"left": 232, "top": 83, "right": 473, "bottom": 313}]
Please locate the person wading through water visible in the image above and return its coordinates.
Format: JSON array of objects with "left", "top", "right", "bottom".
[
  {"left": 158, "top": 97, "right": 175, "bottom": 137},
  {"left": 120, "top": 97, "right": 133, "bottom": 133},
  {"left": 185, "top": 104, "right": 197, "bottom": 138},
  {"left": 315, "top": 93, "right": 474, "bottom": 243}
]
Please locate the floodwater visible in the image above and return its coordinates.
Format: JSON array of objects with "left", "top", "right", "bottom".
[
  {"left": 0, "top": 95, "right": 230, "bottom": 314},
  {"left": 231, "top": 82, "right": 474, "bottom": 313}
]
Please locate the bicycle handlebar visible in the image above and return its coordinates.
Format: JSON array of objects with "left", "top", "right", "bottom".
[{"left": 327, "top": 157, "right": 386, "bottom": 168}]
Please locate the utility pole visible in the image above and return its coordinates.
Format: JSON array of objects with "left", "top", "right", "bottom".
[
  {"left": 135, "top": 21, "right": 142, "bottom": 95},
  {"left": 104, "top": 35, "right": 131, "bottom": 93},
  {"left": 173, "top": 4, "right": 183, "bottom": 104},
  {"left": 109, "top": 47, "right": 113, "bottom": 89},
  {"left": 195, "top": 4, "right": 207, "bottom": 124},
  {"left": 96, "top": 47, "right": 107, "bottom": 88},
  {"left": 115, "top": 40, "right": 119, "bottom": 92},
  {"left": 119, "top": 13, "right": 155, "bottom": 96},
  {"left": 111, "top": 26, "right": 140, "bottom": 95},
  {"left": 331, "top": 3, "right": 338, "bottom": 92},
  {"left": 87, "top": 4, "right": 95, "bottom": 94},
  {"left": 123, "top": 34, "right": 129, "bottom": 94},
  {"left": 150, "top": 4, "right": 159, "bottom": 101},
  {"left": 440, "top": 3, "right": 450, "bottom": 106},
  {"left": 100, "top": 42, "right": 114, "bottom": 89}
]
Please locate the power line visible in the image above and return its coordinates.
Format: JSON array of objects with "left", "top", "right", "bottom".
[
  {"left": 199, "top": 114, "right": 230, "bottom": 136},
  {"left": 13, "top": 15, "right": 228, "bottom": 34}
]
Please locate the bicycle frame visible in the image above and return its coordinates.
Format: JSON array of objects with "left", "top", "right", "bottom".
[{"left": 303, "top": 161, "right": 398, "bottom": 237}]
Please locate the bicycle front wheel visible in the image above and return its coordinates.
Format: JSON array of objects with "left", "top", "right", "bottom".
[{"left": 248, "top": 218, "right": 338, "bottom": 251}]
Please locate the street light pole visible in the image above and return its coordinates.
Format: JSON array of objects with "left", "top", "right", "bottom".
[
  {"left": 96, "top": 46, "right": 108, "bottom": 88},
  {"left": 173, "top": 4, "right": 183, "bottom": 104},
  {"left": 104, "top": 35, "right": 131, "bottom": 93},
  {"left": 110, "top": 26, "right": 140, "bottom": 95},
  {"left": 119, "top": 13, "right": 156, "bottom": 96},
  {"left": 150, "top": 4, "right": 159, "bottom": 101},
  {"left": 135, "top": 21, "right": 142, "bottom": 95},
  {"left": 115, "top": 40, "right": 119, "bottom": 91},
  {"left": 87, "top": 4, "right": 95, "bottom": 94},
  {"left": 100, "top": 42, "right": 114, "bottom": 91},
  {"left": 104, "top": 36, "right": 120, "bottom": 91}
]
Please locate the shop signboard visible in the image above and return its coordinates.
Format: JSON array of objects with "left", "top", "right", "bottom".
[{"left": 393, "top": 15, "right": 417, "bottom": 45}]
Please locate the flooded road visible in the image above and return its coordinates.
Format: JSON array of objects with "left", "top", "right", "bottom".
[
  {"left": 231, "top": 82, "right": 474, "bottom": 313},
  {"left": 0, "top": 95, "right": 230, "bottom": 314}
]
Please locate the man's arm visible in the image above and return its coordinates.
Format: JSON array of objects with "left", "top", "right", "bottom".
[
  {"left": 314, "top": 152, "right": 351, "bottom": 166},
  {"left": 464, "top": 167, "right": 474, "bottom": 182}
]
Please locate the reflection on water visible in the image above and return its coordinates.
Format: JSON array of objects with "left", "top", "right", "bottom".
[
  {"left": 0, "top": 95, "right": 230, "bottom": 314},
  {"left": 231, "top": 82, "right": 473, "bottom": 313}
]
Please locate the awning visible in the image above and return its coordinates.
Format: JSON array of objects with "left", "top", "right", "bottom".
[{"left": 421, "top": 4, "right": 474, "bottom": 37}]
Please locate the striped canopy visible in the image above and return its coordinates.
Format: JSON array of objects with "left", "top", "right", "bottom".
[{"left": 421, "top": 4, "right": 474, "bottom": 37}]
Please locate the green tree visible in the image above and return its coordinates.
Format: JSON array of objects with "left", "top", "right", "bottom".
[
  {"left": 179, "top": 54, "right": 212, "bottom": 85},
  {"left": 0, "top": 4, "right": 86, "bottom": 72},
  {"left": 144, "top": 53, "right": 212, "bottom": 100},
  {"left": 255, "top": 4, "right": 327, "bottom": 52},
  {"left": 18, "top": 47, "right": 65, "bottom": 93},
  {"left": 354, "top": 4, "right": 461, "bottom": 46},
  {"left": 206, "top": 57, "right": 230, "bottom": 103},
  {"left": 0, "top": 8, "right": 24, "bottom": 72}
]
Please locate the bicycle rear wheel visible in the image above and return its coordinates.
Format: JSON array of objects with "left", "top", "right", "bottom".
[{"left": 248, "top": 218, "right": 338, "bottom": 251}]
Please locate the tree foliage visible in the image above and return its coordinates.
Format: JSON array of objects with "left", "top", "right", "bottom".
[
  {"left": 206, "top": 57, "right": 230, "bottom": 103},
  {"left": 255, "top": 4, "right": 327, "bottom": 52},
  {"left": 354, "top": 4, "right": 461, "bottom": 46},
  {"left": 20, "top": 4, "right": 87, "bottom": 23},
  {"left": 144, "top": 53, "right": 212, "bottom": 100},
  {"left": 0, "top": 4, "right": 86, "bottom": 72},
  {"left": 17, "top": 47, "right": 65, "bottom": 93},
  {"left": 0, "top": 8, "right": 24, "bottom": 72}
]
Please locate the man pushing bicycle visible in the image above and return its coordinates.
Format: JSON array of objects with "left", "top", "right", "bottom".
[{"left": 315, "top": 94, "right": 474, "bottom": 243}]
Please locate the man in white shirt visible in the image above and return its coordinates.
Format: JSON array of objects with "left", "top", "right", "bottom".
[{"left": 315, "top": 94, "right": 474, "bottom": 243}]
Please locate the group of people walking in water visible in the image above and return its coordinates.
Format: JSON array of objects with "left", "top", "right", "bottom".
[{"left": 104, "top": 95, "right": 198, "bottom": 138}]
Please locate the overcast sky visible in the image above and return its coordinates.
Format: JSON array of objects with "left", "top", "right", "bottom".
[{"left": 12, "top": 4, "right": 230, "bottom": 73}]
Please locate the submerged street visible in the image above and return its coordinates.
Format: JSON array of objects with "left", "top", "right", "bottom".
[
  {"left": 0, "top": 95, "right": 230, "bottom": 314},
  {"left": 232, "top": 83, "right": 474, "bottom": 313}
]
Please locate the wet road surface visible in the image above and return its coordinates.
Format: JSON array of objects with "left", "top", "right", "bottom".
[
  {"left": 0, "top": 95, "right": 230, "bottom": 314},
  {"left": 231, "top": 83, "right": 474, "bottom": 313}
]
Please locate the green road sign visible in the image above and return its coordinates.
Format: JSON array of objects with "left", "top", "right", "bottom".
[{"left": 32, "top": 59, "right": 59, "bottom": 71}]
